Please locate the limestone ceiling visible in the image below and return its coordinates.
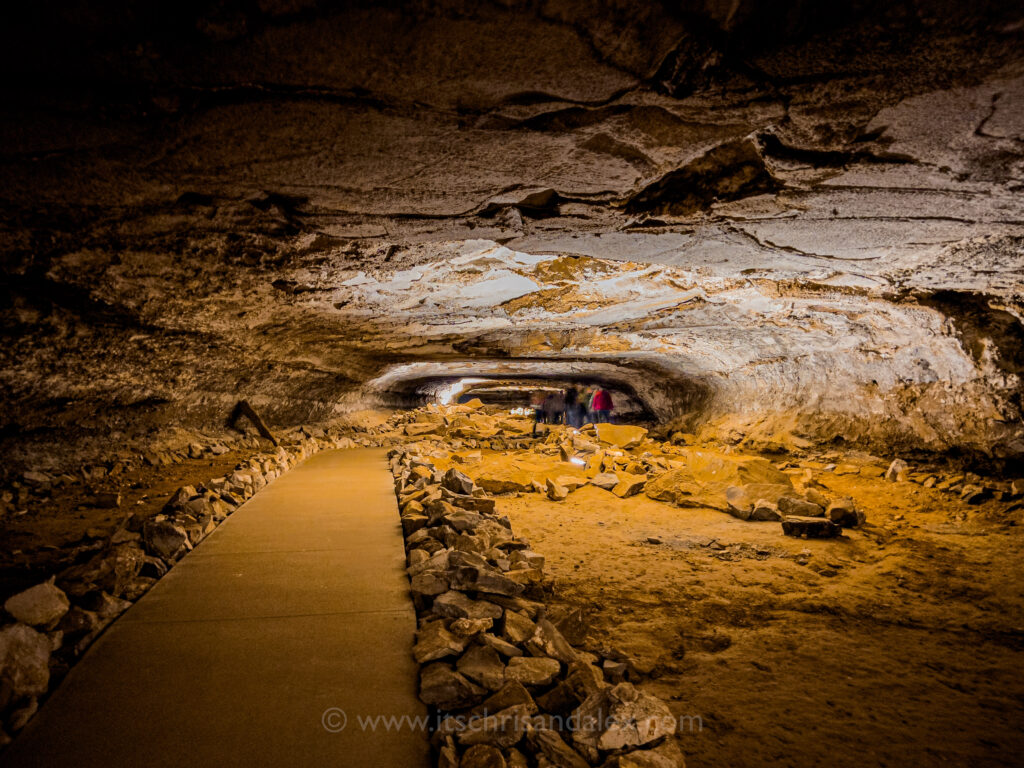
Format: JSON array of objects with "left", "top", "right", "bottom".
[{"left": 0, "top": 1, "right": 1022, "bottom": 461}]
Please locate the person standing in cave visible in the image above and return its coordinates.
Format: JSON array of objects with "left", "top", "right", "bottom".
[
  {"left": 576, "top": 393, "right": 589, "bottom": 427},
  {"left": 546, "top": 389, "right": 566, "bottom": 425},
  {"left": 564, "top": 386, "right": 579, "bottom": 428},
  {"left": 530, "top": 390, "right": 546, "bottom": 436},
  {"left": 592, "top": 387, "right": 613, "bottom": 423}
]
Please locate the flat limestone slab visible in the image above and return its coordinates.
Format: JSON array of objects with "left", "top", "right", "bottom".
[{"left": 4, "top": 448, "right": 430, "bottom": 768}]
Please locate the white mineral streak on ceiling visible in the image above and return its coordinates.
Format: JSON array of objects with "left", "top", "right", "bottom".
[{"left": 346, "top": 240, "right": 998, "bottom": 440}]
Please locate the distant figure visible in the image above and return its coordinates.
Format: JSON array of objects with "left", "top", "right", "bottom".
[
  {"left": 592, "top": 387, "right": 613, "bottom": 423},
  {"left": 546, "top": 389, "right": 566, "bottom": 424},
  {"left": 564, "top": 386, "right": 579, "bottom": 428},
  {"left": 530, "top": 390, "right": 546, "bottom": 436},
  {"left": 576, "top": 396, "right": 589, "bottom": 427}
]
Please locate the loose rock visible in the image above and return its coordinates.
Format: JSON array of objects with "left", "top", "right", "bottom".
[
  {"left": 572, "top": 682, "right": 676, "bottom": 751},
  {"left": 505, "top": 656, "right": 561, "bottom": 686},
  {"left": 4, "top": 579, "right": 70, "bottom": 627},
  {"left": 0, "top": 623, "right": 52, "bottom": 697},
  {"left": 781, "top": 516, "right": 841, "bottom": 538}
]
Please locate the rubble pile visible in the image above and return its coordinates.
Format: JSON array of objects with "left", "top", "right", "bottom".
[
  {"left": 387, "top": 403, "right": 881, "bottom": 541},
  {"left": 389, "top": 448, "right": 688, "bottom": 768}
]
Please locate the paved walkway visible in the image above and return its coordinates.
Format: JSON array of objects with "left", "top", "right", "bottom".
[{"left": 5, "top": 449, "right": 430, "bottom": 767}]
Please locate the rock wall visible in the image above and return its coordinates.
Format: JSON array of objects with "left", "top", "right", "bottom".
[{"left": 1, "top": 1, "right": 1022, "bottom": 471}]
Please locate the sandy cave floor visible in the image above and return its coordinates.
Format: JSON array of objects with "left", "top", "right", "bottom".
[
  {"left": 426, "top": 443, "right": 1024, "bottom": 768},
  {"left": 3, "top": 427, "right": 1024, "bottom": 767}
]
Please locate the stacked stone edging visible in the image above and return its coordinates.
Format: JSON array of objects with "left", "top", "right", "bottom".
[{"left": 389, "top": 447, "right": 688, "bottom": 768}]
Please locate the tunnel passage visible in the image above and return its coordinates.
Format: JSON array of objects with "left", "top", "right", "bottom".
[
  {"left": 442, "top": 378, "right": 652, "bottom": 420},
  {"left": 359, "top": 358, "right": 715, "bottom": 425}
]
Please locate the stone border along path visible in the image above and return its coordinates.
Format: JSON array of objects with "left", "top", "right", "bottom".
[
  {"left": 3, "top": 447, "right": 431, "bottom": 767},
  {"left": 389, "top": 448, "right": 689, "bottom": 768}
]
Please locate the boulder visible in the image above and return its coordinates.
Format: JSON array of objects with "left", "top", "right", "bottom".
[
  {"left": 555, "top": 475, "right": 586, "bottom": 491},
  {"left": 805, "top": 487, "right": 830, "bottom": 509},
  {"left": 4, "top": 580, "right": 70, "bottom": 627},
  {"left": 475, "top": 469, "right": 534, "bottom": 494},
  {"left": 545, "top": 478, "right": 569, "bottom": 502},
  {"left": 414, "top": 621, "right": 469, "bottom": 663},
  {"left": 611, "top": 741, "right": 688, "bottom": 767},
  {"left": 777, "top": 497, "right": 824, "bottom": 517},
  {"left": 402, "top": 514, "right": 430, "bottom": 537},
  {"left": 420, "top": 663, "right": 488, "bottom": 710},
  {"left": 612, "top": 473, "right": 646, "bottom": 499},
  {"left": 595, "top": 424, "right": 648, "bottom": 449},
  {"left": 452, "top": 567, "right": 525, "bottom": 598},
  {"left": 645, "top": 449, "right": 793, "bottom": 511},
  {"left": 459, "top": 703, "right": 531, "bottom": 750},
  {"left": 450, "top": 618, "right": 494, "bottom": 638},
  {"left": 479, "top": 634, "right": 526, "bottom": 658},
  {"left": 511, "top": 550, "right": 545, "bottom": 571},
  {"left": 826, "top": 498, "right": 864, "bottom": 527},
  {"left": 524, "top": 618, "right": 578, "bottom": 664},
  {"left": 444, "top": 468, "right": 477, "bottom": 495},
  {"left": 21, "top": 470, "right": 52, "bottom": 489},
  {"left": 7, "top": 697, "right": 39, "bottom": 732},
  {"left": 584, "top": 452, "right": 606, "bottom": 478},
  {"left": 70, "top": 594, "right": 128, "bottom": 625},
  {"left": 471, "top": 681, "right": 538, "bottom": 718},
  {"left": 960, "top": 484, "right": 988, "bottom": 504},
  {"left": 750, "top": 499, "right": 781, "bottom": 521},
  {"left": 460, "top": 744, "right": 507, "bottom": 768},
  {"left": 433, "top": 591, "right": 504, "bottom": 621},
  {"left": 502, "top": 611, "right": 536, "bottom": 644},
  {"left": 411, "top": 570, "right": 451, "bottom": 597},
  {"left": 403, "top": 499, "right": 426, "bottom": 516},
  {"left": 406, "top": 423, "right": 441, "bottom": 436},
  {"left": 885, "top": 459, "right": 909, "bottom": 482},
  {"left": 0, "top": 623, "right": 51, "bottom": 697},
  {"left": 446, "top": 494, "right": 497, "bottom": 514},
  {"left": 457, "top": 645, "right": 507, "bottom": 691},
  {"left": 57, "top": 543, "right": 148, "bottom": 599},
  {"left": 163, "top": 485, "right": 198, "bottom": 512},
  {"left": 590, "top": 472, "right": 619, "bottom": 491},
  {"left": 57, "top": 607, "right": 103, "bottom": 638},
  {"left": 505, "top": 657, "right": 561, "bottom": 686},
  {"left": 526, "top": 728, "right": 590, "bottom": 768},
  {"left": 724, "top": 483, "right": 794, "bottom": 519},
  {"left": 445, "top": 510, "right": 487, "bottom": 533},
  {"left": 143, "top": 520, "right": 192, "bottom": 561},
  {"left": 781, "top": 516, "right": 841, "bottom": 538},
  {"left": 572, "top": 682, "right": 675, "bottom": 751}
]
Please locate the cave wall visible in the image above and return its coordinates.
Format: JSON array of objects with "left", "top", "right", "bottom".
[{"left": 1, "top": 0, "right": 1022, "bottom": 474}]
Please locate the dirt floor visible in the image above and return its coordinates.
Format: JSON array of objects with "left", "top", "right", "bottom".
[
  {"left": 0, "top": 442, "right": 275, "bottom": 597},
  {"left": 6, "top": 418, "right": 1024, "bottom": 767},
  {"left": 428, "top": 443, "right": 1024, "bottom": 768}
]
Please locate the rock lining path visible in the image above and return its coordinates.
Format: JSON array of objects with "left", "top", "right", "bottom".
[{"left": 4, "top": 448, "right": 430, "bottom": 767}]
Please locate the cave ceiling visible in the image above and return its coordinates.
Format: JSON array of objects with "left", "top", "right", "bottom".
[{"left": 1, "top": 0, "right": 1022, "bottom": 465}]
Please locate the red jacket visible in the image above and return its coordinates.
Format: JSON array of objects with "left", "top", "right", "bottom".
[{"left": 592, "top": 389, "right": 613, "bottom": 411}]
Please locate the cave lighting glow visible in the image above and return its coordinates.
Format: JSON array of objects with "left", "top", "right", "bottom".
[{"left": 436, "top": 378, "right": 488, "bottom": 404}]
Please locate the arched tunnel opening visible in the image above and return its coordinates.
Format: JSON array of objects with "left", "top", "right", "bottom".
[
  {"left": 1, "top": 2, "right": 1023, "bottom": 766},
  {"left": 360, "top": 358, "right": 716, "bottom": 429}
]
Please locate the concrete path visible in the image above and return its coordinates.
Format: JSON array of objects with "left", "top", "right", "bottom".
[{"left": 4, "top": 448, "right": 430, "bottom": 768}]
